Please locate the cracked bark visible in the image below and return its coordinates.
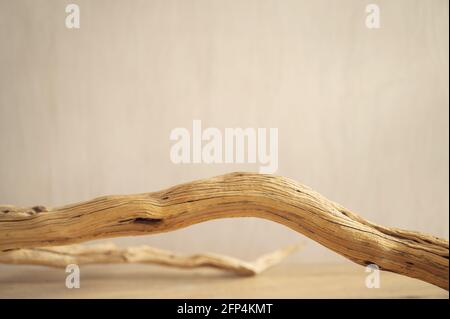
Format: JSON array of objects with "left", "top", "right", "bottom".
[{"left": 0, "top": 172, "right": 448, "bottom": 289}]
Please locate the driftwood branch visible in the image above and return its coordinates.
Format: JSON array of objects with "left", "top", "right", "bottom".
[
  {"left": 0, "top": 243, "right": 299, "bottom": 276},
  {"left": 0, "top": 172, "right": 448, "bottom": 289}
]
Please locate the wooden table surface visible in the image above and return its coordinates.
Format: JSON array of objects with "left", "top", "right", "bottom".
[{"left": 0, "top": 263, "right": 447, "bottom": 299}]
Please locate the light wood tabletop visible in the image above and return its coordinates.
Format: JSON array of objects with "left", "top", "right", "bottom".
[{"left": 0, "top": 263, "right": 447, "bottom": 299}]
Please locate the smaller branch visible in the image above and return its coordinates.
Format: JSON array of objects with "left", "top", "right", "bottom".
[{"left": 0, "top": 243, "right": 301, "bottom": 276}]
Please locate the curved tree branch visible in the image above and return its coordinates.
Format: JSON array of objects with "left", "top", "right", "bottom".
[{"left": 0, "top": 172, "right": 448, "bottom": 289}]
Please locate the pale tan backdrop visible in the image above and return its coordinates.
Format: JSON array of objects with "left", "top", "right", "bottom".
[{"left": 0, "top": 0, "right": 448, "bottom": 263}]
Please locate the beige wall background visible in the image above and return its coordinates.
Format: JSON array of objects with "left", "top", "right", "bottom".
[{"left": 0, "top": 0, "right": 448, "bottom": 263}]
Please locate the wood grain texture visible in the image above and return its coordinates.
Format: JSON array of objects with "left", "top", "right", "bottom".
[
  {"left": 0, "top": 243, "right": 299, "bottom": 276},
  {"left": 0, "top": 172, "right": 448, "bottom": 289}
]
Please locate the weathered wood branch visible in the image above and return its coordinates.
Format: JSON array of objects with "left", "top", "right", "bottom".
[
  {"left": 0, "top": 243, "right": 299, "bottom": 275},
  {"left": 0, "top": 172, "right": 448, "bottom": 289}
]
